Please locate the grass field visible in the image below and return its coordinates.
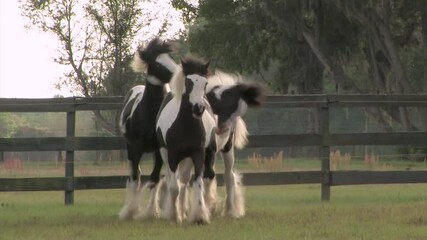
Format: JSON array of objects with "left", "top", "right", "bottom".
[{"left": 2, "top": 184, "right": 427, "bottom": 240}]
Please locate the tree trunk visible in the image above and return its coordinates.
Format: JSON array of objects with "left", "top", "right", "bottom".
[{"left": 366, "top": 38, "right": 387, "bottom": 93}]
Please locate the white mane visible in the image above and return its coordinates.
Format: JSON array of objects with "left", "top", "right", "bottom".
[
  {"left": 170, "top": 66, "right": 185, "bottom": 100},
  {"left": 131, "top": 51, "right": 147, "bottom": 73},
  {"left": 207, "top": 71, "right": 243, "bottom": 92}
]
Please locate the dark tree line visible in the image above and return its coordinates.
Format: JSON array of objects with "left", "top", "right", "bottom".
[{"left": 174, "top": 0, "right": 427, "bottom": 132}]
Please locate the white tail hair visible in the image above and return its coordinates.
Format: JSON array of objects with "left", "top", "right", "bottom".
[
  {"left": 234, "top": 117, "right": 248, "bottom": 149},
  {"left": 131, "top": 51, "right": 147, "bottom": 73}
]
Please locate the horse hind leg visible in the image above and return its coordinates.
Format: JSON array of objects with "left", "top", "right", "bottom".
[
  {"left": 118, "top": 146, "right": 144, "bottom": 220},
  {"left": 222, "top": 148, "right": 245, "bottom": 218},
  {"left": 136, "top": 149, "right": 164, "bottom": 220},
  {"left": 204, "top": 177, "right": 218, "bottom": 214},
  {"left": 133, "top": 181, "right": 160, "bottom": 220}
]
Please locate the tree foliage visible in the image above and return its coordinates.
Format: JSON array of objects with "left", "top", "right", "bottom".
[
  {"left": 174, "top": 0, "right": 427, "bottom": 132},
  {"left": 21, "top": 0, "right": 183, "bottom": 134},
  {"left": 176, "top": 0, "right": 426, "bottom": 95}
]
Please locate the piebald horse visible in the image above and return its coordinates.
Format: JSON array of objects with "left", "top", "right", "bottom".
[
  {"left": 176, "top": 71, "right": 265, "bottom": 219},
  {"left": 156, "top": 57, "right": 216, "bottom": 224},
  {"left": 118, "top": 38, "right": 178, "bottom": 220}
]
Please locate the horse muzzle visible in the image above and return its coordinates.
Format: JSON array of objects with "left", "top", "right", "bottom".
[{"left": 192, "top": 104, "right": 205, "bottom": 119}]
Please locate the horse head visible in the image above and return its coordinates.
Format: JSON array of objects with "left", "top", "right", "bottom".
[
  {"left": 132, "top": 38, "right": 178, "bottom": 85},
  {"left": 206, "top": 72, "right": 265, "bottom": 134},
  {"left": 179, "top": 57, "right": 210, "bottom": 119}
]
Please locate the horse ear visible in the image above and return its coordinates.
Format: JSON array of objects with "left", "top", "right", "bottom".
[
  {"left": 180, "top": 57, "right": 187, "bottom": 67},
  {"left": 207, "top": 67, "right": 215, "bottom": 77},
  {"left": 204, "top": 60, "right": 210, "bottom": 70}
]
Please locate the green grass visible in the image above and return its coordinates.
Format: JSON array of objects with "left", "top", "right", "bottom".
[{"left": 2, "top": 184, "right": 427, "bottom": 239}]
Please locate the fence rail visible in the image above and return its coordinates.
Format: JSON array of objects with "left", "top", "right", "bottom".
[{"left": 1, "top": 95, "right": 427, "bottom": 204}]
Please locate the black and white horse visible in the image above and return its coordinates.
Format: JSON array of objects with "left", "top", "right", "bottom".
[
  {"left": 176, "top": 71, "right": 265, "bottom": 218},
  {"left": 118, "top": 38, "right": 178, "bottom": 220},
  {"left": 156, "top": 57, "right": 216, "bottom": 224}
]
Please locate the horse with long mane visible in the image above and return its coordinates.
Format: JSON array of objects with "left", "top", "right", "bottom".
[
  {"left": 156, "top": 56, "right": 216, "bottom": 224},
  {"left": 176, "top": 71, "right": 265, "bottom": 218},
  {"left": 118, "top": 38, "right": 178, "bottom": 220}
]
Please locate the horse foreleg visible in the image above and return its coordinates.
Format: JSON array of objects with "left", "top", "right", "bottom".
[
  {"left": 189, "top": 150, "right": 210, "bottom": 224},
  {"left": 177, "top": 157, "right": 192, "bottom": 219},
  {"left": 164, "top": 170, "right": 181, "bottom": 222},
  {"left": 222, "top": 147, "right": 245, "bottom": 218}
]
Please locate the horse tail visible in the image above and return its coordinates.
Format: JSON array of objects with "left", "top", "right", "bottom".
[
  {"left": 234, "top": 117, "right": 249, "bottom": 149},
  {"left": 131, "top": 47, "right": 147, "bottom": 73}
]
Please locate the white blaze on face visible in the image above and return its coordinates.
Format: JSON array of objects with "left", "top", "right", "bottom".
[
  {"left": 186, "top": 74, "right": 207, "bottom": 107},
  {"left": 156, "top": 53, "right": 178, "bottom": 73},
  {"left": 147, "top": 54, "right": 178, "bottom": 86}
]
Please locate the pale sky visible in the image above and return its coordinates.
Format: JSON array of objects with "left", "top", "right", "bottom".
[
  {"left": 0, "top": 1, "right": 186, "bottom": 99},
  {"left": 0, "top": 1, "right": 71, "bottom": 98}
]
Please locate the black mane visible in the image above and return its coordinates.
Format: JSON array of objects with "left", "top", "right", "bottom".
[
  {"left": 139, "top": 38, "right": 174, "bottom": 63},
  {"left": 181, "top": 56, "right": 209, "bottom": 76}
]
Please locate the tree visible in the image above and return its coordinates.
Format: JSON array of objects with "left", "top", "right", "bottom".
[
  {"left": 174, "top": 0, "right": 363, "bottom": 94},
  {"left": 0, "top": 113, "right": 20, "bottom": 138},
  {"left": 175, "top": 0, "right": 427, "bottom": 131},
  {"left": 21, "top": 0, "right": 183, "bottom": 134}
]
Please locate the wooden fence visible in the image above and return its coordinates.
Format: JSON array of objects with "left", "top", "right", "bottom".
[{"left": 1, "top": 95, "right": 427, "bottom": 205}]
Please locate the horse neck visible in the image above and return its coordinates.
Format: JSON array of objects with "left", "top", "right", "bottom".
[
  {"left": 177, "top": 94, "right": 191, "bottom": 111},
  {"left": 143, "top": 81, "right": 166, "bottom": 105},
  {"left": 172, "top": 94, "right": 200, "bottom": 124}
]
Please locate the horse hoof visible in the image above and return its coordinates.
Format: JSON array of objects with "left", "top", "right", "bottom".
[
  {"left": 193, "top": 219, "right": 209, "bottom": 225},
  {"left": 118, "top": 208, "right": 133, "bottom": 220}
]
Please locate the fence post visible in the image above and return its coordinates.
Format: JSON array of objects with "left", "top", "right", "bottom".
[
  {"left": 319, "top": 98, "right": 331, "bottom": 201},
  {"left": 65, "top": 108, "right": 76, "bottom": 205}
]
